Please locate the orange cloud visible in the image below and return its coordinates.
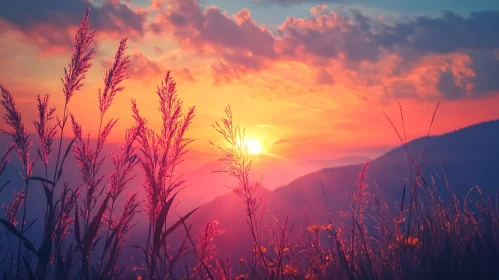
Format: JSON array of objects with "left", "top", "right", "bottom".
[
  {"left": 3, "top": 0, "right": 499, "bottom": 106},
  {"left": 0, "top": 0, "right": 147, "bottom": 53},
  {"left": 101, "top": 49, "right": 196, "bottom": 85}
]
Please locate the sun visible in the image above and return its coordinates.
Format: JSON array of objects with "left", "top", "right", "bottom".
[{"left": 244, "top": 138, "right": 262, "bottom": 155}]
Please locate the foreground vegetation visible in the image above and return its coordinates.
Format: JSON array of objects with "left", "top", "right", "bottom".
[{"left": 1, "top": 7, "right": 499, "bottom": 280}]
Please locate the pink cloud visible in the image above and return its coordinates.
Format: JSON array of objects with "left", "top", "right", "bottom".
[
  {"left": 316, "top": 69, "right": 335, "bottom": 85},
  {"left": 129, "top": 51, "right": 164, "bottom": 79},
  {"left": 101, "top": 50, "right": 162, "bottom": 82},
  {"left": 178, "top": 68, "right": 196, "bottom": 82},
  {"left": 311, "top": 4, "right": 328, "bottom": 15},
  {"left": 150, "top": 0, "right": 276, "bottom": 82},
  {"left": 101, "top": 50, "right": 196, "bottom": 84},
  {"left": 148, "top": 1, "right": 499, "bottom": 100}
]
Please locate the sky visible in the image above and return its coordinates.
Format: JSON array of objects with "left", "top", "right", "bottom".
[{"left": 1, "top": 0, "right": 499, "bottom": 162}]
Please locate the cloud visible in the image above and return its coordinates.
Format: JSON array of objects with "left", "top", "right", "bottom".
[
  {"left": 437, "top": 69, "right": 467, "bottom": 100},
  {"left": 177, "top": 68, "right": 196, "bottom": 81},
  {"left": 128, "top": 51, "right": 164, "bottom": 79},
  {"left": 316, "top": 69, "right": 335, "bottom": 85},
  {"left": 276, "top": 9, "right": 499, "bottom": 65},
  {"left": 150, "top": 0, "right": 276, "bottom": 81},
  {"left": 101, "top": 49, "right": 196, "bottom": 84},
  {"left": 101, "top": 49, "right": 162, "bottom": 81},
  {"left": 468, "top": 51, "right": 499, "bottom": 95},
  {"left": 273, "top": 137, "right": 312, "bottom": 145},
  {"left": 277, "top": 11, "right": 381, "bottom": 62},
  {"left": 311, "top": 5, "right": 328, "bottom": 16},
  {"left": 254, "top": 0, "right": 356, "bottom": 6},
  {"left": 280, "top": 10, "right": 499, "bottom": 100},
  {"left": 372, "top": 10, "right": 499, "bottom": 55},
  {"left": 149, "top": 0, "right": 499, "bottom": 100},
  {"left": 386, "top": 80, "right": 419, "bottom": 99},
  {"left": 0, "top": 0, "right": 147, "bottom": 52},
  {"left": 151, "top": 1, "right": 277, "bottom": 57}
]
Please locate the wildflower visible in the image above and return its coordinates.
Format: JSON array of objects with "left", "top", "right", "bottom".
[
  {"left": 253, "top": 246, "right": 267, "bottom": 254},
  {"left": 307, "top": 224, "right": 319, "bottom": 232},
  {"left": 407, "top": 236, "right": 419, "bottom": 247},
  {"left": 274, "top": 246, "right": 290, "bottom": 253},
  {"left": 325, "top": 254, "right": 333, "bottom": 262},
  {"left": 307, "top": 224, "right": 331, "bottom": 232},
  {"left": 396, "top": 234, "right": 421, "bottom": 249},
  {"left": 284, "top": 264, "right": 298, "bottom": 276}
]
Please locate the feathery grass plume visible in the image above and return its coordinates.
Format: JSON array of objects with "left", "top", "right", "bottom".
[
  {"left": 347, "top": 161, "right": 373, "bottom": 277},
  {"left": 211, "top": 107, "right": 267, "bottom": 216},
  {"left": 131, "top": 71, "right": 196, "bottom": 279},
  {"left": 54, "top": 5, "right": 96, "bottom": 186},
  {"left": 0, "top": 8, "right": 97, "bottom": 280},
  {"left": 100, "top": 193, "right": 140, "bottom": 279},
  {"left": 0, "top": 145, "right": 14, "bottom": 194},
  {"left": 32, "top": 93, "right": 67, "bottom": 280},
  {"left": 51, "top": 184, "right": 80, "bottom": 280},
  {"left": 2, "top": 190, "right": 26, "bottom": 227},
  {"left": 193, "top": 221, "right": 225, "bottom": 280},
  {"left": 25, "top": 11, "right": 97, "bottom": 280},
  {"left": 62, "top": 6, "right": 96, "bottom": 104},
  {"left": 53, "top": 185, "right": 80, "bottom": 254},
  {"left": 109, "top": 125, "right": 141, "bottom": 200},
  {"left": 33, "top": 94, "right": 57, "bottom": 170},
  {"left": 98, "top": 125, "right": 141, "bottom": 278},
  {"left": 71, "top": 115, "right": 97, "bottom": 196},
  {"left": 0, "top": 85, "right": 33, "bottom": 177},
  {"left": 0, "top": 84, "right": 35, "bottom": 279},
  {"left": 28, "top": 9, "right": 97, "bottom": 278},
  {"left": 211, "top": 106, "right": 270, "bottom": 277},
  {"left": 71, "top": 37, "right": 130, "bottom": 280},
  {"left": 99, "top": 38, "right": 130, "bottom": 116}
]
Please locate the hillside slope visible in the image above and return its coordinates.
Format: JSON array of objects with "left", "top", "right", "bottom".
[{"left": 186, "top": 119, "right": 499, "bottom": 260}]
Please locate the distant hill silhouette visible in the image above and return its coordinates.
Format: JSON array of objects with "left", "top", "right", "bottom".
[
  {"left": 182, "top": 119, "right": 499, "bottom": 261},
  {"left": 180, "top": 153, "right": 370, "bottom": 205},
  {"left": 0, "top": 133, "right": 369, "bottom": 253},
  {"left": 1, "top": 120, "right": 498, "bottom": 265}
]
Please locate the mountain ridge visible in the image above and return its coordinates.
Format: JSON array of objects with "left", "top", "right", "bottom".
[{"left": 180, "top": 118, "right": 499, "bottom": 260}]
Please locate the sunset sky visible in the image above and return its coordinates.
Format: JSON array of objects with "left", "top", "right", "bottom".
[{"left": 1, "top": 0, "right": 499, "bottom": 162}]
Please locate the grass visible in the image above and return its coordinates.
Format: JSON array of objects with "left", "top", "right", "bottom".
[{"left": 1, "top": 6, "right": 499, "bottom": 280}]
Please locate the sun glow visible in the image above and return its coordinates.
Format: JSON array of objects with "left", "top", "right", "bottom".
[{"left": 244, "top": 138, "right": 262, "bottom": 155}]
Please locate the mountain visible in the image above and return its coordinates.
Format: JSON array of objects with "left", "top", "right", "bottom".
[
  {"left": 183, "top": 119, "right": 499, "bottom": 260},
  {"left": 0, "top": 133, "right": 369, "bottom": 252},
  {"left": 2, "top": 119, "right": 498, "bottom": 265},
  {"left": 179, "top": 153, "right": 370, "bottom": 206}
]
